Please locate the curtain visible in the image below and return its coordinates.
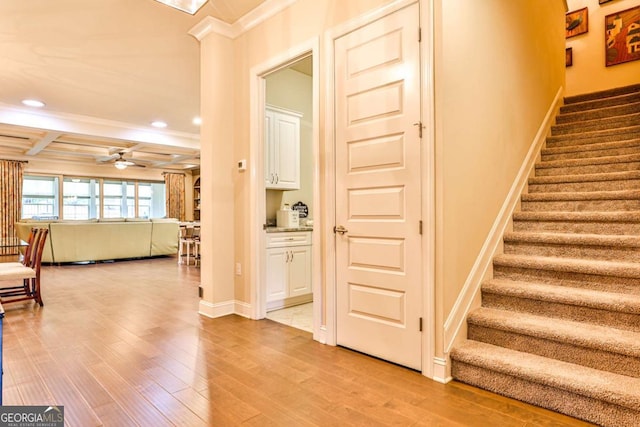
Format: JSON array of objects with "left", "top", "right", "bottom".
[
  {"left": 0, "top": 160, "right": 25, "bottom": 255},
  {"left": 164, "top": 173, "right": 185, "bottom": 221}
]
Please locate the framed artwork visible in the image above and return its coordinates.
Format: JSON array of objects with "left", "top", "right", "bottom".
[
  {"left": 566, "top": 47, "right": 573, "bottom": 67},
  {"left": 605, "top": 6, "right": 640, "bottom": 67},
  {"left": 566, "top": 8, "right": 589, "bottom": 38}
]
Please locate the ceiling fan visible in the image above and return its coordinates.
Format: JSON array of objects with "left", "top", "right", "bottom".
[{"left": 111, "top": 152, "right": 146, "bottom": 170}]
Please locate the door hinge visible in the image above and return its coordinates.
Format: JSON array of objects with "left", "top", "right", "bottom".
[
  {"left": 418, "top": 27, "right": 422, "bottom": 43},
  {"left": 419, "top": 220, "right": 423, "bottom": 235},
  {"left": 419, "top": 317, "right": 423, "bottom": 332}
]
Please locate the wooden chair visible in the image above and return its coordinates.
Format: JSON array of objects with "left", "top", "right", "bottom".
[{"left": 0, "top": 227, "right": 48, "bottom": 306}]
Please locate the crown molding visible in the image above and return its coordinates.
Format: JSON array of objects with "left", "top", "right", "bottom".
[{"left": 189, "top": 0, "right": 298, "bottom": 40}]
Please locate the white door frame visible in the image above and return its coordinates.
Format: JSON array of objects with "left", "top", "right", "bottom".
[
  {"left": 323, "top": 0, "right": 435, "bottom": 377},
  {"left": 248, "top": 38, "right": 323, "bottom": 340}
]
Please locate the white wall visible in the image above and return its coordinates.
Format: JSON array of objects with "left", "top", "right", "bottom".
[{"left": 566, "top": 0, "right": 640, "bottom": 95}]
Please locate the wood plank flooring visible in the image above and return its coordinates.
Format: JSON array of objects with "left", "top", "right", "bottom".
[{"left": 1, "top": 257, "right": 594, "bottom": 426}]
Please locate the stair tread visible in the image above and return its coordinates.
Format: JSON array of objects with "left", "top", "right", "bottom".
[
  {"left": 556, "top": 101, "right": 640, "bottom": 124},
  {"left": 503, "top": 230, "right": 640, "bottom": 247},
  {"left": 564, "top": 83, "right": 640, "bottom": 105},
  {"left": 451, "top": 340, "right": 640, "bottom": 409},
  {"left": 521, "top": 189, "right": 640, "bottom": 201},
  {"left": 468, "top": 307, "right": 640, "bottom": 357},
  {"left": 552, "top": 112, "right": 640, "bottom": 131},
  {"left": 513, "top": 210, "right": 640, "bottom": 222},
  {"left": 529, "top": 170, "right": 640, "bottom": 185},
  {"left": 560, "top": 92, "right": 640, "bottom": 114},
  {"left": 484, "top": 278, "right": 640, "bottom": 314},
  {"left": 541, "top": 138, "right": 640, "bottom": 156},
  {"left": 493, "top": 253, "right": 640, "bottom": 278},
  {"left": 546, "top": 125, "right": 640, "bottom": 144},
  {"left": 536, "top": 152, "right": 640, "bottom": 169}
]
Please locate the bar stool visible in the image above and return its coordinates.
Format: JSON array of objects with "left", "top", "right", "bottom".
[{"left": 178, "top": 224, "right": 200, "bottom": 265}]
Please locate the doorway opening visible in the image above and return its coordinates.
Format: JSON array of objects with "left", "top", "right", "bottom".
[{"left": 249, "top": 39, "right": 321, "bottom": 340}]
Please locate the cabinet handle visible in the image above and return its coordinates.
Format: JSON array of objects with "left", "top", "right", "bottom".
[
  {"left": 275, "top": 173, "right": 279, "bottom": 184},
  {"left": 290, "top": 251, "right": 294, "bottom": 262}
]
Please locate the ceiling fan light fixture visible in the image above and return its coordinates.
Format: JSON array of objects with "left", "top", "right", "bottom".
[
  {"left": 151, "top": 120, "right": 168, "bottom": 128},
  {"left": 22, "top": 99, "right": 45, "bottom": 108},
  {"left": 114, "top": 160, "right": 128, "bottom": 170},
  {"left": 154, "top": 0, "right": 208, "bottom": 15}
]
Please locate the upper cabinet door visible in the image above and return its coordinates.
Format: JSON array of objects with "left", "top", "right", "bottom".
[{"left": 265, "top": 106, "right": 301, "bottom": 190}]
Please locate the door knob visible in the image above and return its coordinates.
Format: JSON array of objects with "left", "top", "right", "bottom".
[{"left": 333, "top": 225, "right": 348, "bottom": 235}]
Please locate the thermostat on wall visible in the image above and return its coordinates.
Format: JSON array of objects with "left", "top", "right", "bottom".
[{"left": 237, "top": 159, "right": 247, "bottom": 171}]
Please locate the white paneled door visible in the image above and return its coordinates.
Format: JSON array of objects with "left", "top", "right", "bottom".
[{"left": 334, "top": 2, "right": 422, "bottom": 370}]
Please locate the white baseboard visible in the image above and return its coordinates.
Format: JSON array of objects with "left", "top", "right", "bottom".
[
  {"left": 198, "top": 299, "right": 234, "bottom": 318},
  {"left": 234, "top": 301, "right": 252, "bottom": 318},
  {"left": 443, "top": 87, "right": 564, "bottom": 354},
  {"left": 432, "top": 357, "right": 452, "bottom": 384},
  {"left": 199, "top": 299, "right": 253, "bottom": 318}
]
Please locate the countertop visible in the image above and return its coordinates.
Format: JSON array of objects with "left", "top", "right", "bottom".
[{"left": 265, "top": 226, "right": 313, "bottom": 233}]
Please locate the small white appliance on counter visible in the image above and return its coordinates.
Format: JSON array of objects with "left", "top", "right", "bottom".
[{"left": 277, "top": 204, "right": 299, "bottom": 228}]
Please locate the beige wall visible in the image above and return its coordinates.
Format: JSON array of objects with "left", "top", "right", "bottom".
[
  {"left": 434, "top": 0, "right": 566, "bottom": 354},
  {"left": 229, "top": 0, "right": 390, "bottom": 304},
  {"left": 198, "top": 0, "right": 566, "bottom": 367},
  {"left": 566, "top": 0, "right": 640, "bottom": 96}
]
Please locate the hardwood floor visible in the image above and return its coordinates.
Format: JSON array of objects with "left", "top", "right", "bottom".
[{"left": 1, "top": 257, "right": 594, "bottom": 426}]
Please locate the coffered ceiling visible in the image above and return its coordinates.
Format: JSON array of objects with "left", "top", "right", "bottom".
[{"left": 0, "top": 0, "right": 267, "bottom": 171}]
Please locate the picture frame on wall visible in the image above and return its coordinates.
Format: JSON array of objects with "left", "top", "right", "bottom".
[
  {"left": 605, "top": 6, "right": 640, "bottom": 67},
  {"left": 566, "top": 7, "right": 589, "bottom": 38},
  {"left": 566, "top": 47, "right": 573, "bottom": 67}
]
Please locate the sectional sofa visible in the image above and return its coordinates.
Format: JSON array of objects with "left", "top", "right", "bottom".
[{"left": 15, "top": 218, "right": 179, "bottom": 263}]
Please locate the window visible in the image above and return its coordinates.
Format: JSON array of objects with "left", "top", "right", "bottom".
[
  {"left": 63, "top": 178, "right": 99, "bottom": 220},
  {"left": 138, "top": 182, "right": 166, "bottom": 218},
  {"left": 22, "top": 175, "right": 59, "bottom": 219},
  {"left": 103, "top": 181, "right": 127, "bottom": 218},
  {"left": 22, "top": 175, "right": 165, "bottom": 219}
]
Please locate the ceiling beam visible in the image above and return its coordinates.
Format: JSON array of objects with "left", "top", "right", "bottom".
[{"left": 25, "top": 132, "right": 62, "bottom": 156}]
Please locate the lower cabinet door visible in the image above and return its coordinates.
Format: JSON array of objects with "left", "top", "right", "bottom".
[
  {"left": 288, "top": 245, "right": 311, "bottom": 298},
  {"left": 266, "top": 247, "right": 288, "bottom": 302}
]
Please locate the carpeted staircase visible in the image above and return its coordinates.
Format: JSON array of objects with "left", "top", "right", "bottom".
[{"left": 450, "top": 84, "right": 640, "bottom": 427}]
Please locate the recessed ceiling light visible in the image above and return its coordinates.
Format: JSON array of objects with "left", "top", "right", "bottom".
[
  {"left": 192, "top": 117, "right": 202, "bottom": 126},
  {"left": 151, "top": 121, "right": 168, "bottom": 128},
  {"left": 154, "top": 0, "right": 208, "bottom": 15},
  {"left": 22, "top": 99, "right": 45, "bottom": 108}
]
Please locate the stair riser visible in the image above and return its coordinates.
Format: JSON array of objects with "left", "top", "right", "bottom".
[
  {"left": 521, "top": 199, "right": 640, "bottom": 212},
  {"left": 541, "top": 145, "right": 640, "bottom": 162},
  {"left": 467, "top": 325, "right": 640, "bottom": 378},
  {"left": 546, "top": 129, "right": 640, "bottom": 148},
  {"left": 481, "top": 292, "right": 640, "bottom": 332},
  {"left": 528, "top": 179, "right": 640, "bottom": 193},
  {"left": 551, "top": 115, "right": 640, "bottom": 136},
  {"left": 560, "top": 92, "right": 640, "bottom": 114},
  {"left": 503, "top": 241, "right": 640, "bottom": 262},
  {"left": 451, "top": 361, "right": 639, "bottom": 427},
  {"left": 493, "top": 265, "right": 640, "bottom": 294},
  {"left": 556, "top": 103, "right": 640, "bottom": 124},
  {"left": 536, "top": 161, "right": 640, "bottom": 176},
  {"left": 513, "top": 220, "right": 640, "bottom": 235}
]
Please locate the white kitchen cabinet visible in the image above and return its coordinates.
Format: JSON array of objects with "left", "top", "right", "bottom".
[
  {"left": 265, "top": 106, "right": 301, "bottom": 190},
  {"left": 266, "top": 231, "right": 312, "bottom": 310}
]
